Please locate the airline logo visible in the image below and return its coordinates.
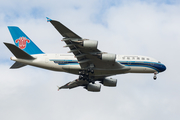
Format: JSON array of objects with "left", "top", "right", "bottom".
[{"left": 15, "top": 37, "right": 30, "bottom": 49}]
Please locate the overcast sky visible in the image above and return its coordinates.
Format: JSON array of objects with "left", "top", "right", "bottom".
[{"left": 0, "top": 0, "right": 180, "bottom": 120}]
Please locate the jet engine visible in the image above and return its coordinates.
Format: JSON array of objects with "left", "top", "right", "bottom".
[
  {"left": 101, "top": 78, "right": 117, "bottom": 87},
  {"left": 101, "top": 53, "right": 116, "bottom": 62},
  {"left": 84, "top": 83, "right": 101, "bottom": 92},
  {"left": 83, "top": 40, "right": 98, "bottom": 49}
]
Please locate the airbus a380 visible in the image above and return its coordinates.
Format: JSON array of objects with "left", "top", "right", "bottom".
[{"left": 4, "top": 17, "right": 166, "bottom": 92}]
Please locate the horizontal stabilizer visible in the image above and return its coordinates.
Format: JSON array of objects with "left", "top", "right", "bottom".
[
  {"left": 4, "top": 42, "right": 35, "bottom": 59},
  {"left": 47, "top": 17, "right": 81, "bottom": 39},
  {"left": 10, "top": 62, "right": 26, "bottom": 69}
]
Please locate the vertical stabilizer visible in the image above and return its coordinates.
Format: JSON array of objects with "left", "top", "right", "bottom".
[{"left": 8, "top": 26, "right": 44, "bottom": 55}]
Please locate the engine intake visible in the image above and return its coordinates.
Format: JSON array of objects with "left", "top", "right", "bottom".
[
  {"left": 84, "top": 83, "right": 101, "bottom": 92},
  {"left": 101, "top": 53, "right": 116, "bottom": 62},
  {"left": 83, "top": 40, "right": 98, "bottom": 49},
  {"left": 101, "top": 78, "right": 117, "bottom": 87}
]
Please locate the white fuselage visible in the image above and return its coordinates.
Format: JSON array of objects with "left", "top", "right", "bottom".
[{"left": 11, "top": 53, "right": 166, "bottom": 77}]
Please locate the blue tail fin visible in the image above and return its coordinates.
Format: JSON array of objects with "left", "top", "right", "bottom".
[{"left": 8, "top": 26, "right": 44, "bottom": 55}]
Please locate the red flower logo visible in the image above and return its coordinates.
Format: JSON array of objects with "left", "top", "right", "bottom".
[{"left": 15, "top": 37, "right": 30, "bottom": 49}]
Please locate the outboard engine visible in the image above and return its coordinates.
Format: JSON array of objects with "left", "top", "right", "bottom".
[{"left": 83, "top": 40, "right": 98, "bottom": 49}]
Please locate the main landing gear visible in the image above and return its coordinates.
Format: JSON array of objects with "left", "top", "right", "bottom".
[
  {"left": 153, "top": 72, "right": 158, "bottom": 80},
  {"left": 78, "top": 68, "right": 94, "bottom": 82}
]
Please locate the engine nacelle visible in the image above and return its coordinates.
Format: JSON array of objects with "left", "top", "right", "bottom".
[
  {"left": 84, "top": 83, "right": 101, "bottom": 92},
  {"left": 101, "top": 78, "right": 117, "bottom": 87},
  {"left": 101, "top": 53, "right": 116, "bottom": 62},
  {"left": 83, "top": 40, "right": 98, "bottom": 49}
]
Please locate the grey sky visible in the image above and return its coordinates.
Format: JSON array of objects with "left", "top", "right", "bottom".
[{"left": 0, "top": 0, "right": 180, "bottom": 120}]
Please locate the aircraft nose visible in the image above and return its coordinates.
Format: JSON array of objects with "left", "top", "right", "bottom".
[{"left": 160, "top": 64, "right": 166, "bottom": 72}]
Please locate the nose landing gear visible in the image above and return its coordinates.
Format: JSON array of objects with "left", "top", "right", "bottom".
[{"left": 153, "top": 72, "right": 158, "bottom": 80}]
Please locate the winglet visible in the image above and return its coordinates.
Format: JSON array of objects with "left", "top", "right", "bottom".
[
  {"left": 57, "top": 86, "right": 60, "bottom": 91},
  {"left": 46, "top": 17, "right": 52, "bottom": 22}
]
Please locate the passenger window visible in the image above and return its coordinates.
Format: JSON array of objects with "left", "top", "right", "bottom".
[
  {"left": 147, "top": 58, "right": 150, "bottom": 60},
  {"left": 127, "top": 57, "right": 130, "bottom": 60},
  {"left": 142, "top": 58, "right": 145, "bottom": 60},
  {"left": 137, "top": 57, "right": 140, "bottom": 60}
]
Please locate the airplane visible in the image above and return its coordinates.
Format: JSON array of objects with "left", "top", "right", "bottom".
[{"left": 4, "top": 17, "right": 166, "bottom": 92}]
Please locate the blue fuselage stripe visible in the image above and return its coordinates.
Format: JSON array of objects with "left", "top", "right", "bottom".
[{"left": 50, "top": 60, "right": 166, "bottom": 72}]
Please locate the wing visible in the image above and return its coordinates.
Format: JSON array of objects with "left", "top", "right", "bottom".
[
  {"left": 46, "top": 17, "right": 81, "bottom": 38},
  {"left": 58, "top": 79, "right": 88, "bottom": 90},
  {"left": 58, "top": 79, "right": 101, "bottom": 92},
  {"left": 47, "top": 18, "right": 125, "bottom": 69}
]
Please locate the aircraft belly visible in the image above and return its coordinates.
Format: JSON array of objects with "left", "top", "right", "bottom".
[
  {"left": 94, "top": 68, "right": 129, "bottom": 76},
  {"left": 62, "top": 65, "right": 81, "bottom": 74},
  {"left": 60, "top": 64, "right": 130, "bottom": 76}
]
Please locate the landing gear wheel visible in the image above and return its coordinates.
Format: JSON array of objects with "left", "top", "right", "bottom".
[
  {"left": 90, "top": 69, "right": 94, "bottom": 74},
  {"left": 153, "top": 76, "right": 157, "bottom": 80},
  {"left": 87, "top": 68, "right": 91, "bottom": 73},
  {"left": 82, "top": 71, "right": 85, "bottom": 75},
  {"left": 79, "top": 71, "right": 82, "bottom": 75},
  {"left": 79, "top": 75, "right": 83, "bottom": 80},
  {"left": 85, "top": 72, "right": 89, "bottom": 76},
  {"left": 86, "top": 78, "right": 90, "bottom": 82}
]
